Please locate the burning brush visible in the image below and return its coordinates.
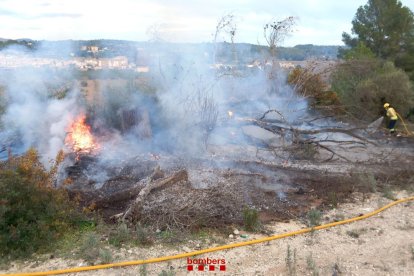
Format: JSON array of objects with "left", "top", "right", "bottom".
[{"left": 65, "top": 114, "right": 99, "bottom": 157}]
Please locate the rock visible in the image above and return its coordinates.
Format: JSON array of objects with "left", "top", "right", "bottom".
[
  {"left": 229, "top": 234, "right": 234, "bottom": 239},
  {"left": 182, "top": 246, "right": 191, "bottom": 253},
  {"left": 233, "top": 229, "right": 240, "bottom": 235},
  {"left": 156, "top": 229, "right": 161, "bottom": 233}
]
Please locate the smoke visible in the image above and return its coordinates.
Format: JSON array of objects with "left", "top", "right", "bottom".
[
  {"left": 0, "top": 39, "right": 310, "bottom": 174},
  {"left": 0, "top": 65, "right": 81, "bottom": 165},
  {"left": 0, "top": 40, "right": 88, "bottom": 161}
]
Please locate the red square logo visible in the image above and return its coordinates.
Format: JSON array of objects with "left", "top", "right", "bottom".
[
  {"left": 209, "top": 265, "right": 215, "bottom": 271},
  {"left": 220, "top": 265, "right": 226, "bottom": 271},
  {"left": 187, "top": 265, "right": 193, "bottom": 271},
  {"left": 198, "top": 265, "right": 204, "bottom": 271}
]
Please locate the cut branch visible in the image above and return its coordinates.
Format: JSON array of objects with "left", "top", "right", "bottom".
[{"left": 122, "top": 169, "right": 188, "bottom": 222}]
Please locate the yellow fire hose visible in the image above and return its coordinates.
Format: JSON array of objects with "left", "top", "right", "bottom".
[
  {"left": 3, "top": 195, "right": 414, "bottom": 276},
  {"left": 396, "top": 112, "right": 414, "bottom": 136}
]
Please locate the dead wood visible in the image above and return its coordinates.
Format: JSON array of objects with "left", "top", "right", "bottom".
[
  {"left": 95, "top": 183, "right": 145, "bottom": 207},
  {"left": 238, "top": 108, "right": 379, "bottom": 163},
  {"left": 311, "top": 141, "right": 352, "bottom": 162},
  {"left": 296, "top": 127, "right": 375, "bottom": 145},
  {"left": 86, "top": 166, "right": 165, "bottom": 208},
  {"left": 255, "top": 109, "right": 376, "bottom": 145},
  {"left": 122, "top": 169, "right": 188, "bottom": 222}
]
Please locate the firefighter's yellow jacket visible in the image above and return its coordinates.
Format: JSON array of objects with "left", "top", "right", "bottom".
[{"left": 386, "top": 107, "right": 398, "bottom": 120}]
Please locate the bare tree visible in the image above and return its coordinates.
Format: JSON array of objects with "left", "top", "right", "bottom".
[
  {"left": 146, "top": 22, "right": 170, "bottom": 43},
  {"left": 181, "top": 78, "right": 219, "bottom": 149},
  {"left": 262, "top": 16, "right": 296, "bottom": 86},
  {"left": 263, "top": 16, "right": 296, "bottom": 58},
  {"left": 213, "top": 13, "right": 238, "bottom": 64},
  {"left": 197, "top": 91, "right": 219, "bottom": 148}
]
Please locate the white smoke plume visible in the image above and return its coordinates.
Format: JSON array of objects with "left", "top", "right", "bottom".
[{"left": 0, "top": 39, "right": 309, "bottom": 171}]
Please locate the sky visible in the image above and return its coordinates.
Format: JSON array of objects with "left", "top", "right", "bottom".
[{"left": 0, "top": 0, "right": 414, "bottom": 46}]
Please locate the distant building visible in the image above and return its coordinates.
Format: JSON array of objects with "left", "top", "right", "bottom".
[
  {"left": 136, "top": 66, "right": 149, "bottom": 73},
  {"left": 90, "top": 46, "right": 99, "bottom": 53},
  {"left": 98, "top": 56, "right": 128, "bottom": 69},
  {"left": 279, "top": 62, "right": 295, "bottom": 69},
  {"left": 80, "top": 45, "right": 100, "bottom": 53}
]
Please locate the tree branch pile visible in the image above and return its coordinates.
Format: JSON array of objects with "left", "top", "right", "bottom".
[
  {"left": 94, "top": 166, "right": 247, "bottom": 229},
  {"left": 251, "top": 109, "right": 377, "bottom": 162}
]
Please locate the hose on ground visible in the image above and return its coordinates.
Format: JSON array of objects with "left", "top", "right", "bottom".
[{"left": 3, "top": 196, "right": 414, "bottom": 276}]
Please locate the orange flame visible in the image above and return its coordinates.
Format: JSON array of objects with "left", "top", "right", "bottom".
[{"left": 65, "top": 114, "right": 99, "bottom": 154}]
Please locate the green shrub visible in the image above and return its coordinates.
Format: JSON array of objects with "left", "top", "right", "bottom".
[
  {"left": 327, "top": 192, "right": 338, "bottom": 208},
  {"left": 346, "top": 228, "right": 367, "bottom": 239},
  {"left": 99, "top": 248, "right": 113, "bottom": 264},
  {"left": 243, "top": 207, "right": 260, "bottom": 231},
  {"left": 332, "top": 59, "right": 414, "bottom": 121},
  {"left": 109, "top": 223, "right": 131, "bottom": 247},
  {"left": 352, "top": 172, "right": 377, "bottom": 193},
  {"left": 346, "top": 230, "right": 360, "bottom": 239},
  {"left": 78, "top": 232, "right": 100, "bottom": 263},
  {"left": 307, "top": 209, "right": 322, "bottom": 227},
  {"left": 0, "top": 149, "right": 84, "bottom": 258},
  {"left": 135, "top": 224, "right": 152, "bottom": 245},
  {"left": 411, "top": 245, "right": 414, "bottom": 260},
  {"left": 306, "top": 253, "right": 319, "bottom": 276},
  {"left": 285, "top": 245, "right": 297, "bottom": 276},
  {"left": 382, "top": 185, "right": 396, "bottom": 200},
  {"left": 140, "top": 264, "right": 148, "bottom": 276},
  {"left": 158, "top": 270, "right": 175, "bottom": 276}
]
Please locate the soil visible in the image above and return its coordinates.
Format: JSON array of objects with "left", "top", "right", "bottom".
[
  {"left": 2, "top": 191, "right": 414, "bottom": 275},
  {"left": 65, "top": 132, "right": 414, "bottom": 229},
  {"left": 2, "top": 130, "right": 414, "bottom": 275}
]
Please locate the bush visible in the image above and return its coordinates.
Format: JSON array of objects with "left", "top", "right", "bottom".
[
  {"left": 0, "top": 149, "right": 84, "bottom": 258},
  {"left": 332, "top": 59, "right": 414, "bottom": 121},
  {"left": 288, "top": 65, "right": 342, "bottom": 111},
  {"left": 307, "top": 209, "right": 322, "bottom": 227},
  {"left": 351, "top": 172, "right": 377, "bottom": 193},
  {"left": 135, "top": 224, "right": 153, "bottom": 245},
  {"left": 243, "top": 207, "right": 260, "bottom": 231},
  {"left": 99, "top": 248, "right": 113, "bottom": 264},
  {"left": 78, "top": 232, "right": 100, "bottom": 263},
  {"left": 109, "top": 223, "right": 131, "bottom": 247},
  {"left": 288, "top": 67, "right": 327, "bottom": 98}
]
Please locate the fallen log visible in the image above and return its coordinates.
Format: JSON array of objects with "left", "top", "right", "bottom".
[
  {"left": 238, "top": 109, "right": 377, "bottom": 146},
  {"left": 235, "top": 109, "right": 379, "bottom": 163},
  {"left": 95, "top": 182, "right": 145, "bottom": 208},
  {"left": 92, "top": 166, "right": 165, "bottom": 208},
  {"left": 122, "top": 169, "right": 188, "bottom": 222}
]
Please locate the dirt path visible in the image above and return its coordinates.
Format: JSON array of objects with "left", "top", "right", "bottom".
[{"left": 2, "top": 191, "right": 414, "bottom": 276}]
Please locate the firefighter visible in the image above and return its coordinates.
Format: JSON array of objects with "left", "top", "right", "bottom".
[{"left": 383, "top": 103, "right": 398, "bottom": 134}]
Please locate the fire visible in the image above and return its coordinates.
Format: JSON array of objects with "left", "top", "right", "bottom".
[{"left": 65, "top": 114, "right": 99, "bottom": 154}]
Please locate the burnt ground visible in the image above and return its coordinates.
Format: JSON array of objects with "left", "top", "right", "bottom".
[{"left": 64, "top": 132, "right": 414, "bottom": 231}]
